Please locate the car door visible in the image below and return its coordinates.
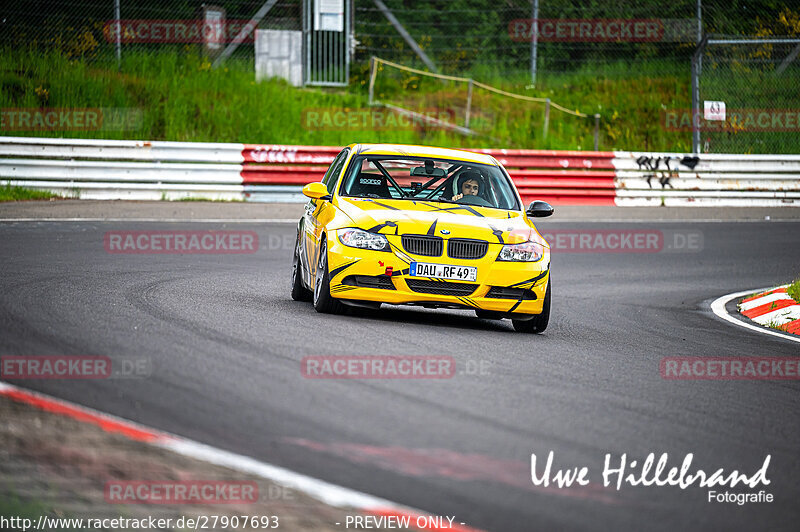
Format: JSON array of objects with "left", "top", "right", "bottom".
[{"left": 303, "top": 148, "right": 349, "bottom": 284}]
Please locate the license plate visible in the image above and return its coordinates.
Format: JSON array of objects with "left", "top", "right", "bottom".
[{"left": 409, "top": 262, "right": 478, "bottom": 282}]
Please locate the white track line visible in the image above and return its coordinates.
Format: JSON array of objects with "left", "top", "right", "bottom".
[
  {"left": 710, "top": 287, "right": 800, "bottom": 344},
  {"left": 162, "top": 438, "right": 396, "bottom": 509},
  {"left": 0, "top": 381, "right": 483, "bottom": 530}
]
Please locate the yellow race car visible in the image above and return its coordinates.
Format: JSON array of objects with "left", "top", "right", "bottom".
[{"left": 291, "top": 143, "right": 553, "bottom": 333}]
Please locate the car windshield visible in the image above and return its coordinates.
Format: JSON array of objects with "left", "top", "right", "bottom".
[{"left": 339, "top": 156, "right": 520, "bottom": 211}]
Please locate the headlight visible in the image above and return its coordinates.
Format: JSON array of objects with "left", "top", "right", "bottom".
[
  {"left": 497, "top": 241, "right": 544, "bottom": 262},
  {"left": 338, "top": 228, "right": 390, "bottom": 252}
]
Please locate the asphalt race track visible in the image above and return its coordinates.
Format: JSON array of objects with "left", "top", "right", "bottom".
[{"left": 1, "top": 205, "right": 799, "bottom": 531}]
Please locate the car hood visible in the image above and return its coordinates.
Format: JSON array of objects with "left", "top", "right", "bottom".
[{"left": 335, "top": 197, "right": 547, "bottom": 246}]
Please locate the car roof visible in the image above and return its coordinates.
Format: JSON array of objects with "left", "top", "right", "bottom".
[{"left": 348, "top": 143, "right": 498, "bottom": 166}]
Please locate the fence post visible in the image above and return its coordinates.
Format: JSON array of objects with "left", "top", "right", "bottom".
[
  {"left": 594, "top": 114, "right": 600, "bottom": 151},
  {"left": 696, "top": 0, "right": 703, "bottom": 75},
  {"left": 691, "top": 35, "right": 708, "bottom": 154},
  {"left": 368, "top": 56, "right": 377, "bottom": 105},
  {"left": 531, "top": 0, "right": 539, "bottom": 86},
  {"left": 114, "top": 0, "right": 121, "bottom": 68},
  {"left": 542, "top": 98, "right": 550, "bottom": 140},
  {"left": 465, "top": 79, "right": 473, "bottom": 129}
]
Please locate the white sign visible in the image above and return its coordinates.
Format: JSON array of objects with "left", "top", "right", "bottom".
[
  {"left": 315, "top": 0, "right": 344, "bottom": 32},
  {"left": 204, "top": 8, "right": 225, "bottom": 50},
  {"left": 704, "top": 101, "right": 726, "bottom": 121}
]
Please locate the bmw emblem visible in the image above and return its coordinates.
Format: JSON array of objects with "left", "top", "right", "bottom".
[{"left": 440, "top": 229, "right": 450, "bottom": 235}]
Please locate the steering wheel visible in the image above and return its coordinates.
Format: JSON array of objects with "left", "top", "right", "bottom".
[{"left": 456, "top": 194, "right": 493, "bottom": 207}]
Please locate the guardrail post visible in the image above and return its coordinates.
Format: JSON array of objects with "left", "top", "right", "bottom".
[
  {"left": 542, "top": 98, "right": 550, "bottom": 141},
  {"left": 465, "top": 79, "right": 473, "bottom": 129},
  {"left": 594, "top": 114, "right": 600, "bottom": 151}
]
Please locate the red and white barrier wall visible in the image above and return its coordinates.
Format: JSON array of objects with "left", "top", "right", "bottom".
[{"left": 1, "top": 137, "right": 798, "bottom": 206}]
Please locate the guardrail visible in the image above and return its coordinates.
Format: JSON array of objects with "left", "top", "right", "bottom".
[
  {"left": 1, "top": 137, "right": 798, "bottom": 206},
  {"left": 472, "top": 148, "right": 616, "bottom": 206},
  {"left": 613, "top": 152, "right": 800, "bottom": 206}
]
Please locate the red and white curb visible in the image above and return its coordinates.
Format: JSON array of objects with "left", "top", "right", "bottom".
[
  {"left": 738, "top": 285, "right": 800, "bottom": 335},
  {"left": 0, "top": 380, "right": 484, "bottom": 532},
  {"left": 710, "top": 286, "right": 800, "bottom": 344}
]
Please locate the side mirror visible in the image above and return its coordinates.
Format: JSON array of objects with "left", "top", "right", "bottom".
[
  {"left": 302, "top": 182, "right": 331, "bottom": 201},
  {"left": 526, "top": 200, "right": 554, "bottom": 218}
]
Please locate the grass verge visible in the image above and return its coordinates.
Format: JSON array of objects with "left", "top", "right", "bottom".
[
  {"left": 0, "top": 492, "right": 81, "bottom": 532},
  {"left": 787, "top": 277, "right": 800, "bottom": 304},
  {"left": 0, "top": 184, "right": 60, "bottom": 201},
  {"left": 0, "top": 48, "right": 693, "bottom": 151},
  {"left": 764, "top": 318, "right": 791, "bottom": 333},
  {"left": 176, "top": 196, "right": 243, "bottom": 202},
  {"left": 3, "top": 48, "right": 796, "bottom": 152}
]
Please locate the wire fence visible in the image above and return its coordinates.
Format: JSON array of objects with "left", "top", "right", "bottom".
[
  {"left": 0, "top": 1, "right": 798, "bottom": 152},
  {"left": 0, "top": 1, "right": 304, "bottom": 62},
  {"left": 368, "top": 56, "right": 601, "bottom": 150},
  {"left": 694, "top": 37, "right": 800, "bottom": 154},
  {"left": 3, "top": 1, "right": 793, "bottom": 75},
  {"left": 354, "top": 0, "right": 698, "bottom": 80}
]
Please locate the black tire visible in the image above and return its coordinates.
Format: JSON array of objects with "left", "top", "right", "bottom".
[
  {"left": 291, "top": 239, "right": 313, "bottom": 301},
  {"left": 312, "top": 239, "right": 345, "bottom": 314},
  {"left": 512, "top": 281, "right": 551, "bottom": 333}
]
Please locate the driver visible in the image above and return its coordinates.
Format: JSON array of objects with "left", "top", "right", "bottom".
[{"left": 451, "top": 171, "right": 481, "bottom": 201}]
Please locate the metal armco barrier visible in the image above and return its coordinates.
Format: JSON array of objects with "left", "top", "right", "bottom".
[
  {"left": 472, "top": 148, "right": 616, "bottom": 206},
  {"left": 613, "top": 152, "right": 800, "bottom": 207},
  {"left": 1, "top": 137, "right": 798, "bottom": 206}
]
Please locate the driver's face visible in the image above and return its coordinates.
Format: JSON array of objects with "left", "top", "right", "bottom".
[{"left": 461, "top": 179, "right": 479, "bottom": 196}]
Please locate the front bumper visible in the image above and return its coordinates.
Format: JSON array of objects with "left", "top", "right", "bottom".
[{"left": 325, "top": 232, "right": 550, "bottom": 315}]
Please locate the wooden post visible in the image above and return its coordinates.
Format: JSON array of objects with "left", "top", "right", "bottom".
[
  {"left": 368, "top": 56, "right": 377, "bottom": 105},
  {"left": 594, "top": 114, "right": 600, "bottom": 151},
  {"left": 542, "top": 98, "right": 550, "bottom": 141},
  {"left": 465, "top": 79, "right": 473, "bottom": 129}
]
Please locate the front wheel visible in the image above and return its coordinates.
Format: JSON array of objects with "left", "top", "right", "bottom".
[
  {"left": 312, "top": 239, "right": 344, "bottom": 314},
  {"left": 291, "top": 239, "right": 313, "bottom": 301},
  {"left": 512, "top": 281, "right": 551, "bottom": 333}
]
